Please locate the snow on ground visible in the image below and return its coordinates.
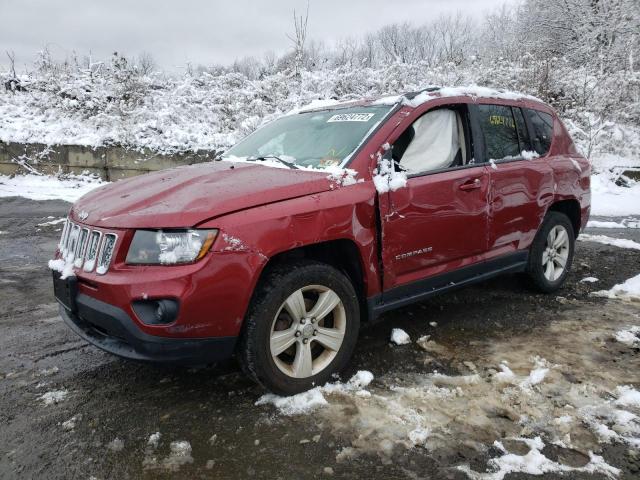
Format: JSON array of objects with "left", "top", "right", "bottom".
[
  {"left": 580, "top": 276, "right": 599, "bottom": 283},
  {"left": 590, "top": 171, "right": 640, "bottom": 217},
  {"left": 458, "top": 437, "right": 619, "bottom": 480},
  {"left": 255, "top": 370, "right": 374, "bottom": 416},
  {"left": 588, "top": 219, "right": 640, "bottom": 229},
  {"left": 578, "top": 234, "right": 640, "bottom": 250},
  {"left": 390, "top": 328, "right": 411, "bottom": 345},
  {"left": 164, "top": 441, "right": 194, "bottom": 471},
  {"left": 37, "top": 217, "right": 66, "bottom": 226},
  {"left": 39, "top": 389, "right": 68, "bottom": 405},
  {"left": 143, "top": 438, "right": 194, "bottom": 472},
  {"left": 614, "top": 326, "right": 640, "bottom": 347},
  {"left": 616, "top": 386, "right": 640, "bottom": 407},
  {"left": 0, "top": 173, "right": 106, "bottom": 202},
  {"left": 254, "top": 306, "right": 640, "bottom": 475},
  {"left": 147, "top": 432, "right": 162, "bottom": 448},
  {"left": 61, "top": 416, "right": 79, "bottom": 431},
  {"left": 107, "top": 438, "right": 125, "bottom": 452},
  {"left": 594, "top": 273, "right": 640, "bottom": 301},
  {"left": 38, "top": 366, "right": 59, "bottom": 377},
  {"left": 257, "top": 388, "right": 328, "bottom": 416}
]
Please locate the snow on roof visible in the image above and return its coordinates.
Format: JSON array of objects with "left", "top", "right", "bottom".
[
  {"left": 406, "top": 85, "right": 544, "bottom": 106},
  {"left": 286, "top": 98, "right": 346, "bottom": 115},
  {"left": 294, "top": 86, "right": 545, "bottom": 114}
]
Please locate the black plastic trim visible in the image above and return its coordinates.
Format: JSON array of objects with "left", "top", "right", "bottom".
[
  {"left": 367, "top": 251, "right": 528, "bottom": 321},
  {"left": 59, "top": 293, "right": 237, "bottom": 365}
]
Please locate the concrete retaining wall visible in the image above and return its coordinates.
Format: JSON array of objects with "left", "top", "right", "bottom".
[
  {"left": 3, "top": 141, "right": 638, "bottom": 183},
  {"left": 0, "top": 142, "right": 219, "bottom": 180}
]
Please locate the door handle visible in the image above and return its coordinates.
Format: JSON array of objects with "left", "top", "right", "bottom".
[{"left": 459, "top": 178, "right": 482, "bottom": 191}]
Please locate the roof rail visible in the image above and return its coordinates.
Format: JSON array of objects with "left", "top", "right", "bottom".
[{"left": 404, "top": 86, "right": 441, "bottom": 100}]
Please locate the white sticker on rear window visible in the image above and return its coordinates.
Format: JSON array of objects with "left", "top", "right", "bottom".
[{"left": 327, "top": 113, "right": 375, "bottom": 123}]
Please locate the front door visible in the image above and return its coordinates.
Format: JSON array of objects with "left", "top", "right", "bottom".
[{"left": 378, "top": 104, "right": 490, "bottom": 291}]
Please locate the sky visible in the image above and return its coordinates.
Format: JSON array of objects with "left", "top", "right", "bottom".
[{"left": 0, "top": 0, "right": 513, "bottom": 72}]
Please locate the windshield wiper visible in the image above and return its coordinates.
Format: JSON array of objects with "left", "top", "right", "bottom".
[{"left": 247, "top": 155, "right": 299, "bottom": 170}]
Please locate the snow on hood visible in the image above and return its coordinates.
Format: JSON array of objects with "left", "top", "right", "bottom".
[{"left": 69, "top": 161, "right": 337, "bottom": 229}]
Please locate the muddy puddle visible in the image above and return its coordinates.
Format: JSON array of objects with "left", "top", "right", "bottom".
[{"left": 261, "top": 300, "right": 640, "bottom": 477}]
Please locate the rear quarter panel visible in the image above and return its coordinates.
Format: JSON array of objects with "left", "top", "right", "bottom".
[{"left": 547, "top": 116, "right": 591, "bottom": 232}]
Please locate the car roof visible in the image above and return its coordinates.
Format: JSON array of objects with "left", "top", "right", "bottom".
[{"left": 297, "top": 85, "right": 552, "bottom": 114}]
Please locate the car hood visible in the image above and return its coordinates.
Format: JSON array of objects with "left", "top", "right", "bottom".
[{"left": 70, "top": 161, "right": 334, "bottom": 229}]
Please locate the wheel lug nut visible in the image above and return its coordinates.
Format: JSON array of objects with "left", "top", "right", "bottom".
[
  {"left": 303, "top": 338, "right": 309, "bottom": 344},
  {"left": 295, "top": 331, "right": 301, "bottom": 337},
  {"left": 313, "top": 330, "right": 317, "bottom": 336},
  {"left": 300, "top": 318, "right": 306, "bottom": 324}
]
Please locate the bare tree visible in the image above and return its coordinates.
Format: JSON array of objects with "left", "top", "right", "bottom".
[
  {"left": 286, "top": 1, "right": 309, "bottom": 76},
  {"left": 360, "top": 33, "right": 377, "bottom": 68},
  {"left": 434, "top": 13, "right": 476, "bottom": 65},
  {"left": 4, "top": 50, "right": 25, "bottom": 92},
  {"left": 138, "top": 52, "right": 156, "bottom": 76},
  {"left": 334, "top": 36, "right": 360, "bottom": 68},
  {"left": 6, "top": 50, "right": 17, "bottom": 77}
]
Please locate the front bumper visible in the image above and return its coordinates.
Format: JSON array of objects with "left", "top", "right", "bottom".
[{"left": 59, "top": 293, "right": 237, "bottom": 365}]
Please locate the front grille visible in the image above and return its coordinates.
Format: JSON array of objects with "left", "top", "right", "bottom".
[
  {"left": 97, "top": 234, "right": 117, "bottom": 275},
  {"left": 58, "top": 218, "right": 118, "bottom": 275},
  {"left": 74, "top": 228, "right": 90, "bottom": 268},
  {"left": 83, "top": 230, "right": 101, "bottom": 272}
]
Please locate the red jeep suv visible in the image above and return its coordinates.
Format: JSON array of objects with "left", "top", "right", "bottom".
[{"left": 51, "top": 86, "right": 590, "bottom": 395}]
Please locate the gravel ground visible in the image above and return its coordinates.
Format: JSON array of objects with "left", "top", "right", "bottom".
[{"left": 0, "top": 196, "right": 639, "bottom": 480}]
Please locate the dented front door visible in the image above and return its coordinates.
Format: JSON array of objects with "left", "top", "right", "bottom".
[{"left": 379, "top": 166, "right": 491, "bottom": 291}]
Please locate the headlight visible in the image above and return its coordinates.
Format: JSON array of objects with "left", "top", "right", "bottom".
[{"left": 126, "top": 229, "right": 218, "bottom": 265}]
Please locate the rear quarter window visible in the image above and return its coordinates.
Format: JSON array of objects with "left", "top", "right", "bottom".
[
  {"left": 513, "top": 107, "right": 531, "bottom": 152},
  {"left": 525, "top": 109, "right": 554, "bottom": 155},
  {"left": 477, "top": 104, "right": 521, "bottom": 161}
]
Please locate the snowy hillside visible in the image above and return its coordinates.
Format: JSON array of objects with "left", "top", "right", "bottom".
[{"left": 1, "top": 61, "right": 639, "bottom": 171}]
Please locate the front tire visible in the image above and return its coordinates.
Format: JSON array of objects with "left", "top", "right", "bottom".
[
  {"left": 526, "top": 211, "right": 575, "bottom": 293},
  {"left": 238, "top": 261, "right": 360, "bottom": 396}
]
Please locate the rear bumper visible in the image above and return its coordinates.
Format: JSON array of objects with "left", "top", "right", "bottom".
[{"left": 59, "top": 293, "right": 237, "bottom": 365}]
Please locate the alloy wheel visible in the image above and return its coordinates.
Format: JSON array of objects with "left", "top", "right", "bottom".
[
  {"left": 269, "top": 285, "right": 346, "bottom": 378},
  {"left": 542, "top": 225, "right": 570, "bottom": 282}
]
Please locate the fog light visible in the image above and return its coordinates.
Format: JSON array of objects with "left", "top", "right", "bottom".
[{"left": 132, "top": 299, "right": 179, "bottom": 325}]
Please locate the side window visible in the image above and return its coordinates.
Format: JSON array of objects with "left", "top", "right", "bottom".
[
  {"left": 393, "top": 108, "right": 469, "bottom": 174},
  {"left": 477, "top": 104, "right": 520, "bottom": 160},
  {"left": 513, "top": 107, "right": 531, "bottom": 153},
  {"left": 525, "top": 109, "right": 554, "bottom": 155}
]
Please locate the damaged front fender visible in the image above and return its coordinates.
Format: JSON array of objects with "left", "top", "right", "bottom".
[{"left": 200, "top": 181, "right": 382, "bottom": 299}]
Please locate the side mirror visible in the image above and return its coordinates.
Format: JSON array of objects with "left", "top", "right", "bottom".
[
  {"left": 380, "top": 145, "right": 405, "bottom": 172},
  {"left": 381, "top": 145, "right": 393, "bottom": 162}
]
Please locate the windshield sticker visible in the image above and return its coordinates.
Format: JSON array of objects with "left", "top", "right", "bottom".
[
  {"left": 318, "top": 158, "right": 340, "bottom": 167},
  {"left": 327, "top": 113, "right": 375, "bottom": 123}
]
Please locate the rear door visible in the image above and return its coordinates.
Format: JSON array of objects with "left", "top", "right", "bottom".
[
  {"left": 378, "top": 102, "right": 491, "bottom": 290},
  {"left": 475, "top": 103, "right": 554, "bottom": 254}
]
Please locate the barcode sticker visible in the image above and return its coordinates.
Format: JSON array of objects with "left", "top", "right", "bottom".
[{"left": 327, "top": 113, "right": 375, "bottom": 123}]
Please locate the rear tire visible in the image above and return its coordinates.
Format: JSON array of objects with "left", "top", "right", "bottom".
[
  {"left": 238, "top": 260, "right": 360, "bottom": 396},
  {"left": 526, "top": 211, "right": 575, "bottom": 293}
]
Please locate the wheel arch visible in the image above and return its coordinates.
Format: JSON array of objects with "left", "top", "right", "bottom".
[
  {"left": 252, "top": 239, "right": 370, "bottom": 323},
  {"left": 547, "top": 198, "right": 581, "bottom": 236}
]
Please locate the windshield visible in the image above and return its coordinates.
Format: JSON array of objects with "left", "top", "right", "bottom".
[{"left": 223, "top": 106, "right": 392, "bottom": 169}]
